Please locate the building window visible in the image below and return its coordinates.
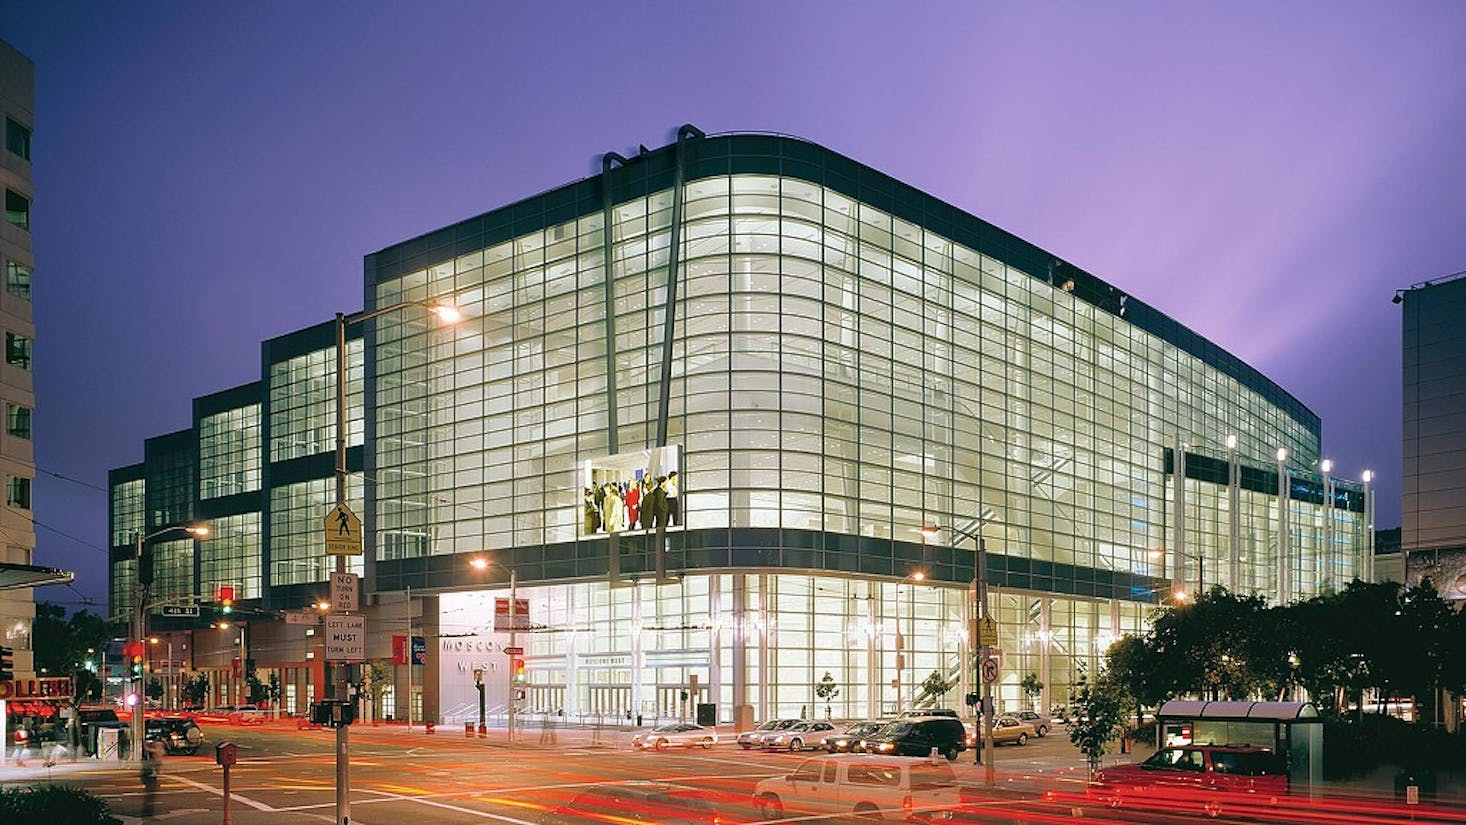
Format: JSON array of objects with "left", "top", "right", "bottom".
[
  {"left": 7, "top": 476, "right": 30, "bottom": 509},
  {"left": 5, "top": 332, "right": 30, "bottom": 370},
  {"left": 6, "top": 262, "right": 31, "bottom": 301},
  {"left": 4, "top": 190, "right": 29, "bottom": 231},
  {"left": 5, "top": 404, "right": 30, "bottom": 439},
  {"left": 5, "top": 118, "right": 30, "bottom": 161}
]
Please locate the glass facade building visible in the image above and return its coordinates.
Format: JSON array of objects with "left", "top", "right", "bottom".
[{"left": 112, "top": 130, "right": 1371, "bottom": 721}]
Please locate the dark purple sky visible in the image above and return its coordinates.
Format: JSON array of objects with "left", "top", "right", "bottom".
[{"left": 7, "top": 2, "right": 1465, "bottom": 609}]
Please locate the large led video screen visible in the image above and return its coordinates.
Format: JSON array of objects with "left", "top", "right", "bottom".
[{"left": 580, "top": 445, "right": 681, "bottom": 536}]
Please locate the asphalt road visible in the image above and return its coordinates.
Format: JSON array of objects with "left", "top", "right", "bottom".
[{"left": 2, "top": 721, "right": 1455, "bottom": 825}]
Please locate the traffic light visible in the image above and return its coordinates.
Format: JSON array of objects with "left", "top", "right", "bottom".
[
  {"left": 219, "top": 585, "right": 234, "bottom": 614},
  {"left": 511, "top": 655, "right": 526, "bottom": 684},
  {"left": 131, "top": 654, "right": 144, "bottom": 678},
  {"left": 0, "top": 645, "right": 13, "bottom": 680}
]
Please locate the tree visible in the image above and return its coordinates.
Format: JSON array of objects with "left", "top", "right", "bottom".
[
  {"left": 1020, "top": 673, "right": 1044, "bottom": 709},
  {"left": 367, "top": 661, "right": 392, "bottom": 721},
  {"left": 1106, "top": 634, "right": 1166, "bottom": 728},
  {"left": 184, "top": 673, "right": 210, "bottom": 708},
  {"left": 919, "top": 670, "right": 957, "bottom": 704},
  {"left": 814, "top": 672, "right": 840, "bottom": 718},
  {"left": 247, "top": 674, "right": 267, "bottom": 705},
  {"left": 1067, "top": 664, "right": 1128, "bottom": 779},
  {"left": 30, "top": 603, "right": 118, "bottom": 677},
  {"left": 145, "top": 677, "right": 164, "bottom": 702}
]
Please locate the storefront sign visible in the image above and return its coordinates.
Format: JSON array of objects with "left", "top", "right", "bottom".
[{"left": 0, "top": 677, "right": 74, "bottom": 701}]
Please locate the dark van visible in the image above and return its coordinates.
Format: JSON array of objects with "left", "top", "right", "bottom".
[{"left": 862, "top": 716, "right": 967, "bottom": 760}]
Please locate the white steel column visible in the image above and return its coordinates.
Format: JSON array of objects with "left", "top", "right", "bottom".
[
  {"left": 1038, "top": 598, "right": 1052, "bottom": 714},
  {"left": 1172, "top": 436, "right": 1187, "bottom": 593},
  {"left": 1362, "top": 471, "right": 1376, "bottom": 581},
  {"left": 865, "top": 585, "right": 879, "bottom": 721},
  {"left": 1227, "top": 435, "right": 1241, "bottom": 592},
  {"left": 630, "top": 583, "right": 644, "bottom": 719},
  {"left": 1276, "top": 448, "right": 1290, "bottom": 604},
  {"left": 731, "top": 575, "right": 747, "bottom": 717},
  {"left": 708, "top": 575, "right": 721, "bottom": 720},
  {"left": 1321, "top": 460, "right": 1334, "bottom": 592},
  {"left": 757, "top": 575, "right": 770, "bottom": 721}
]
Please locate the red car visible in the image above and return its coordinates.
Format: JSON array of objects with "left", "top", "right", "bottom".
[{"left": 1091, "top": 745, "right": 1287, "bottom": 817}]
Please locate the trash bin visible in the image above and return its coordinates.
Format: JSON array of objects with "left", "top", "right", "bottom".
[{"left": 1395, "top": 768, "right": 1437, "bottom": 803}]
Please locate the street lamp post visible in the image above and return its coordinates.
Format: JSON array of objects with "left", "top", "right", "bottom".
[
  {"left": 922, "top": 519, "right": 996, "bottom": 784},
  {"left": 131, "top": 523, "right": 207, "bottom": 763},
  {"left": 331, "top": 299, "right": 459, "bottom": 824},
  {"left": 471, "top": 557, "right": 518, "bottom": 742}
]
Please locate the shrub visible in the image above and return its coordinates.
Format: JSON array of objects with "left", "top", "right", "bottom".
[
  {"left": 0, "top": 785, "right": 121, "bottom": 824},
  {"left": 1323, "top": 715, "right": 1466, "bottom": 780}
]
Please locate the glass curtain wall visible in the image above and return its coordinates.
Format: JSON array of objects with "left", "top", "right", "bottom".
[
  {"left": 374, "top": 173, "right": 1320, "bottom": 578},
  {"left": 441, "top": 572, "right": 1140, "bottom": 723},
  {"left": 269, "top": 342, "right": 362, "bottom": 463},
  {"left": 200, "top": 405, "right": 261, "bottom": 499},
  {"left": 111, "top": 479, "right": 144, "bottom": 547},
  {"left": 271, "top": 476, "right": 363, "bottom": 584},
  {"left": 200, "top": 512, "right": 262, "bottom": 600}
]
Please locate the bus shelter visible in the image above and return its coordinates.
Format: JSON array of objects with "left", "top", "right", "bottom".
[{"left": 1156, "top": 700, "right": 1322, "bottom": 794}]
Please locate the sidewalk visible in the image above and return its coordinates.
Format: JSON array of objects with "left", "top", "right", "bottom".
[{"left": 0, "top": 753, "right": 133, "bottom": 784}]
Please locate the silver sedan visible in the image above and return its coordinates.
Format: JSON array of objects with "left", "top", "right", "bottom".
[
  {"left": 632, "top": 723, "right": 719, "bottom": 751},
  {"left": 762, "top": 720, "right": 836, "bottom": 751}
]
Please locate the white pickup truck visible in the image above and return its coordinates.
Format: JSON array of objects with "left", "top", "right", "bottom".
[{"left": 754, "top": 754, "right": 960, "bottom": 821}]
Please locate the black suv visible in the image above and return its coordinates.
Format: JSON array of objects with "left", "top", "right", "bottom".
[{"left": 863, "top": 716, "right": 968, "bottom": 760}]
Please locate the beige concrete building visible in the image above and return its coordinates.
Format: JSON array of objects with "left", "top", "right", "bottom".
[{"left": 0, "top": 40, "right": 39, "bottom": 679}]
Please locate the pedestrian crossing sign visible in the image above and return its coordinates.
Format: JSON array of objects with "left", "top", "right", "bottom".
[{"left": 325, "top": 502, "right": 363, "bottom": 556}]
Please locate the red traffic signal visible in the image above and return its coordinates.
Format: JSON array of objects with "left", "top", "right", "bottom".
[{"left": 510, "top": 655, "right": 526, "bottom": 683}]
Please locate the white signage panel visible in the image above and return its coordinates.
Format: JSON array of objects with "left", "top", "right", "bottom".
[
  {"left": 324, "top": 615, "right": 366, "bottom": 662},
  {"left": 331, "top": 572, "right": 360, "bottom": 613}
]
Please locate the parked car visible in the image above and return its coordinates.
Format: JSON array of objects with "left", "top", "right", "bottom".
[
  {"left": 990, "top": 716, "right": 1036, "bottom": 746},
  {"left": 754, "top": 754, "right": 961, "bottom": 821},
  {"left": 862, "top": 716, "right": 967, "bottom": 760},
  {"left": 900, "top": 708, "right": 959, "bottom": 718},
  {"left": 537, "top": 781, "right": 724, "bottom": 825},
  {"left": 147, "top": 717, "right": 205, "bottom": 755},
  {"left": 1091, "top": 745, "right": 1288, "bottom": 816},
  {"left": 632, "top": 722, "right": 718, "bottom": 751},
  {"left": 822, "top": 721, "right": 886, "bottom": 753},
  {"left": 1015, "top": 710, "right": 1051, "bottom": 737},
  {"left": 737, "top": 719, "right": 799, "bottom": 750},
  {"left": 763, "top": 720, "right": 836, "bottom": 751}
]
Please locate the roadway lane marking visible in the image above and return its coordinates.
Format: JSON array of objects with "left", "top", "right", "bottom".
[
  {"left": 167, "top": 772, "right": 277, "bottom": 811},
  {"left": 359, "top": 788, "right": 538, "bottom": 823}
]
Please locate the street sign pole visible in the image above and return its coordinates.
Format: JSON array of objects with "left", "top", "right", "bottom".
[
  {"left": 333, "top": 311, "right": 351, "bottom": 825},
  {"left": 979, "top": 537, "right": 995, "bottom": 784}
]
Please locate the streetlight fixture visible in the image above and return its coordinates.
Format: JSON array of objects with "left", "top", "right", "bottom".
[
  {"left": 1148, "top": 547, "right": 1205, "bottom": 600},
  {"left": 469, "top": 555, "right": 518, "bottom": 742},
  {"left": 921, "top": 515, "right": 998, "bottom": 783},
  {"left": 130, "top": 522, "right": 208, "bottom": 763},
  {"left": 328, "top": 298, "right": 460, "bottom": 823}
]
